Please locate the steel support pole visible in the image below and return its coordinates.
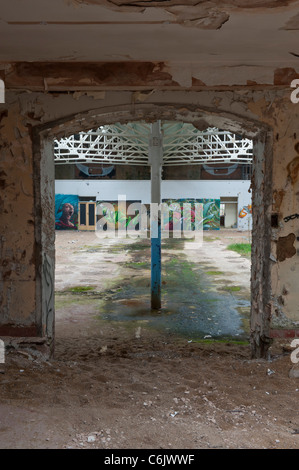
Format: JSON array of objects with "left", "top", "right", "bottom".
[{"left": 149, "top": 121, "right": 163, "bottom": 310}]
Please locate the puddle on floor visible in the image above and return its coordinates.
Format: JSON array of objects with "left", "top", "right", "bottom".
[{"left": 98, "top": 243, "right": 250, "bottom": 342}]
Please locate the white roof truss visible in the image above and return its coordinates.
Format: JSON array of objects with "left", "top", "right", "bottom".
[{"left": 54, "top": 122, "right": 253, "bottom": 166}]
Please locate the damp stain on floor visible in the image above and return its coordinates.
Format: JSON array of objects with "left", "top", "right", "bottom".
[
  {"left": 55, "top": 237, "right": 251, "bottom": 343},
  {"left": 92, "top": 238, "right": 251, "bottom": 342}
]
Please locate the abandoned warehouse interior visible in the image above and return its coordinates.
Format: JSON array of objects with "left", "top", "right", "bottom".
[{"left": 1, "top": 0, "right": 299, "bottom": 450}]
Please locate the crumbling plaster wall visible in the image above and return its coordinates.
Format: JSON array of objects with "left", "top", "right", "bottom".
[
  {"left": 0, "top": 99, "right": 37, "bottom": 337},
  {"left": 235, "top": 92, "right": 299, "bottom": 334},
  {"left": 264, "top": 101, "right": 299, "bottom": 331},
  {"left": 0, "top": 85, "right": 298, "bottom": 356}
]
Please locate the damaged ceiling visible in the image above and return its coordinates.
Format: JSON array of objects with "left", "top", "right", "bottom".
[
  {"left": 76, "top": 0, "right": 298, "bottom": 9},
  {"left": 0, "top": 0, "right": 299, "bottom": 86}
]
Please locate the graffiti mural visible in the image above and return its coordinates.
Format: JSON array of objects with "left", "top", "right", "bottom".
[
  {"left": 88, "top": 198, "right": 220, "bottom": 233},
  {"left": 55, "top": 194, "right": 79, "bottom": 230},
  {"left": 96, "top": 200, "right": 143, "bottom": 231},
  {"left": 162, "top": 199, "right": 220, "bottom": 231}
]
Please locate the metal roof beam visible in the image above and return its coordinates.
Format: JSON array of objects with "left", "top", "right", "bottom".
[{"left": 54, "top": 123, "right": 253, "bottom": 166}]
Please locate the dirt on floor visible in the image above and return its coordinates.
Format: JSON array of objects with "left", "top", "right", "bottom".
[{"left": 0, "top": 229, "right": 299, "bottom": 450}]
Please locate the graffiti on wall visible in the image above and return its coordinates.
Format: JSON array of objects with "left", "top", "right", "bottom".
[
  {"left": 239, "top": 204, "right": 252, "bottom": 219},
  {"left": 55, "top": 194, "right": 79, "bottom": 230},
  {"left": 97, "top": 200, "right": 143, "bottom": 231},
  {"left": 78, "top": 198, "right": 220, "bottom": 232},
  {"left": 162, "top": 199, "right": 220, "bottom": 231},
  {"left": 284, "top": 213, "right": 299, "bottom": 223}
]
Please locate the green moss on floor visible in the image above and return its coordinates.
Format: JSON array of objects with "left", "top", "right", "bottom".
[
  {"left": 227, "top": 243, "right": 251, "bottom": 257},
  {"left": 123, "top": 261, "right": 149, "bottom": 269},
  {"left": 55, "top": 292, "right": 102, "bottom": 309},
  {"left": 203, "top": 236, "right": 220, "bottom": 242},
  {"left": 69, "top": 286, "right": 95, "bottom": 293},
  {"left": 220, "top": 286, "right": 241, "bottom": 292}
]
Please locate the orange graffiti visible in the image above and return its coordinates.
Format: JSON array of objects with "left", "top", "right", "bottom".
[{"left": 239, "top": 205, "right": 252, "bottom": 218}]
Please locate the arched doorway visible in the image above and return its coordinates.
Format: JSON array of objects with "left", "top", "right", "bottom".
[{"left": 32, "top": 101, "right": 272, "bottom": 358}]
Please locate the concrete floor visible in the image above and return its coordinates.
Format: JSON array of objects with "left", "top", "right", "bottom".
[{"left": 55, "top": 228, "right": 251, "bottom": 341}]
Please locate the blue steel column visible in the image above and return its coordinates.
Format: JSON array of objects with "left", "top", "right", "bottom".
[
  {"left": 151, "top": 219, "right": 161, "bottom": 309},
  {"left": 149, "top": 121, "right": 163, "bottom": 310}
]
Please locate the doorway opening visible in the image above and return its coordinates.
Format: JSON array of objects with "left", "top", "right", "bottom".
[
  {"left": 52, "top": 120, "right": 255, "bottom": 352},
  {"left": 79, "top": 199, "right": 97, "bottom": 231},
  {"left": 35, "top": 103, "right": 272, "bottom": 359},
  {"left": 220, "top": 198, "right": 238, "bottom": 229}
]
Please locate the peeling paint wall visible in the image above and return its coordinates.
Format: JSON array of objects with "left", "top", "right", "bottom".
[
  {"left": 243, "top": 92, "right": 299, "bottom": 334},
  {"left": 0, "top": 99, "right": 37, "bottom": 336},
  {"left": 268, "top": 104, "right": 299, "bottom": 330},
  {"left": 4, "top": 61, "right": 299, "bottom": 89}
]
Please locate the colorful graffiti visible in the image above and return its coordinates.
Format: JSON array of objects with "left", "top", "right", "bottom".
[
  {"left": 162, "top": 199, "right": 220, "bottom": 231},
  {"left": 96, "top": 201, "right": 143, "bottom": 231},
  {"left": 55, "top": 194, "right": 79, "bottom": 230},
  {"left": 97, "top": 199, "right": 220, "bottom": 232},
  {"left": 239, "top": 204, "right": 252, "bottom": 218}
]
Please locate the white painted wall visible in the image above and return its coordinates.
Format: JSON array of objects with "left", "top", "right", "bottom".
[
  {"left": 55, "top": 179, "right": 252, "bottom": 230},
  {"left": 55, "top": 179, "right": 150, "bottom": 204}
]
